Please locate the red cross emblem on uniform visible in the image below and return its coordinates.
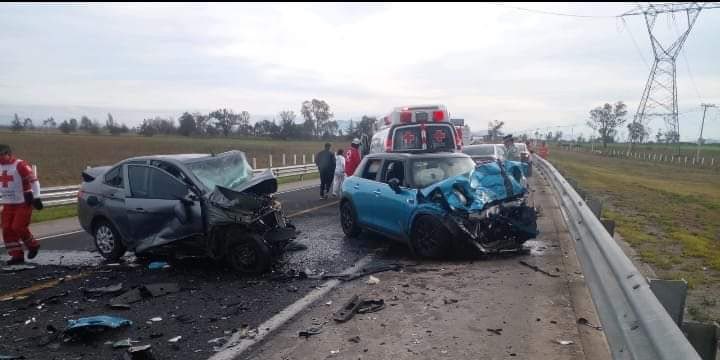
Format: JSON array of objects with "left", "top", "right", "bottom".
[
  {"left": 0, "top": 170, "right": 13, "bottom": 188},
  {"left": 402, "top": 131, "right": 416, "bottom": 145},
  {"left": 432, "top": 130, "right": 447, "bottom": 144}
]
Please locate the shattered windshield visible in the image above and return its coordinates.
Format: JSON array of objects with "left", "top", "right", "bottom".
[
  {"left": 185, "top": 152, "right": 254, "bottom": 191},
  {"left": 410, "top": 157, "right": 475, "bottom": 188}
]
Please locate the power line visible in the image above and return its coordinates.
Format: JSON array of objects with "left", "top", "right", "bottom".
[
  {"left": 672, "top": 18, "right": 704, "bottom": 102},
  {"left": 621, "top": 17, "right": 651, "bottom": 70},
  {"left": 492, "top": 3, "right": 620, "bottom": 19}
]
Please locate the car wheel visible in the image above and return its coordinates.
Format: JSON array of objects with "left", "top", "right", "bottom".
[
  {"left": 410, "top": 215, "right": 450, "bottom": 259},
  {"left": 93, "top": 220, "right": 127, "bottom": 261},
  {"left": 226, "top": 233, "right": 271, "bottom": 274},
  {"left": 340, "top": 200, "right": 361, "bottom": 238}
]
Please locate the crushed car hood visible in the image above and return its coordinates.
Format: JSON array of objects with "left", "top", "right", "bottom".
[{"left": 419, "top": 160, "right": 528, "bottom": 212}]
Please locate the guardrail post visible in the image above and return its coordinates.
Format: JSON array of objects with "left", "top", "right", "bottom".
[
  {"left": 269, "top": 154, "right": 273, "bottom": 168},
  {"left": 712, "top": 158, "right": 715, "bottom": 167},
  {"left": 32, "top": 165, "right": 38, "bottom": 177},
  {"left": 701, "top": 158, "right": 705, "bottom": 167},
  {"left": 311, "top": 153, "right": 315, "bottom": 164},
  {"left": 685, "top": 157, "right": 688, "bottom": 166},
  {"left": 282, "top": 154, "right": 286, "bottom": 166},
  {"left": 252, "top": 157, "right": 257, "bottom": 169},
  {"left": 302, "top": 154, "right": 306, "bottom": 165},
  {"left": 293, "top": 154, "right": 297, "bottom": 165}
]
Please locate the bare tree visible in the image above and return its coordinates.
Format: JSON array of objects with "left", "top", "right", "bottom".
[
  {"left": 488, "top": 120, "right": 505, "bottom": 142},
  {"left": 301, "top": 99, "right": 333, "bottom": 138}
]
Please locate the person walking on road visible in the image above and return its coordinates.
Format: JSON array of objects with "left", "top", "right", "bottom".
[
  {"left": 315, "top": 143, "right": 336, "bottom": 199},
  {"left": 331, "top": 149, "right": 346, "bottom": 197},
  {"left": 0, "top": 144, "right": 43, "bottom": 265},
  {"left": 503, "top": 134, "right": 520, "bottom": 161},
  {"left": 345, "top": 138, "right": 362, "bottom": 177}
]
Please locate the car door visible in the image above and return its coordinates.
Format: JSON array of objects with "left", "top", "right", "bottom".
[
  {"left": 349, "top": 158, "right": 383, "bottom": 228},
  {"left": 375, "top": 159, "right": 417, "bottom": 239},
  {"left": 124, "top": 164, "right": 203, "bottom": 251},
  {"left": 96, "top": 164, "right": 132, "bottom": 241}
]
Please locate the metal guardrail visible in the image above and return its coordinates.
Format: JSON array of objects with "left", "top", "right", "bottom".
[
  {"left": 535, "top": 155, "right": 701, "bottom": 360},
  {"left": 39, "top": 164, "right": 319, "bottom": 208}
]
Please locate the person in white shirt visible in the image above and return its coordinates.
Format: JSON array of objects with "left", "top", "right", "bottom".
[{"left": 332, "top": 149, "right": 346, "bottom": 197}]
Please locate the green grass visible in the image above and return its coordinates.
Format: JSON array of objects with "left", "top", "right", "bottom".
[
  {"left": 31, "top": 204, "right": 77, "bottom": 223},
  {"left": 1, "top": 131, "right": 344, "bottom": 186},
  {"left": 573, "top": 142, "right": 720, "bottom": 159},
  {"left": 548, "top": 148, "right": 720, "bottom": 320}
]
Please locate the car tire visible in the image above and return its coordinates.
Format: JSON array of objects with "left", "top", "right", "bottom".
[
  {"left": 93, "top": 220, "right": 127, "bottom": 261},
  {"left": 226, "top": 233, "right": 271, "bottom": 274},
  {"left": 340, "top": 200, "right": 361, "bottom": 238},
  {"left": 410, "top": 215, "right": 450, "bottom": 259}
]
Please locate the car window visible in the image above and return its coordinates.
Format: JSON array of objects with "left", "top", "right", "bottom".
[
  {"left": 150, "top": 160, "right": 188, "bottom": 184},
  {"left": 148, "top": 167, "right": 188, "bottom": 200},
  {"left": 381, "top": 160, "right": 405, "bottom": 185},
  {"left": 410, "top": 157, "right": 475, "bottom": 188},
  {"left": 362, "top": 159, "right": 383, "bottom": 181},
  {"left": 128, "top": 165, "right": 149, "bottom": 198},
  {"left": 103, "top": 166, "right": 124, "bottom": 188}
]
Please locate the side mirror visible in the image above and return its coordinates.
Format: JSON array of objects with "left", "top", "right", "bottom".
[{"left": 388, "top": 178, "right": 402, "bottom": 193}]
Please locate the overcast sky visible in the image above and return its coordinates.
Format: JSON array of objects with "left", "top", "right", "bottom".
[{"left": 1, "top": 2, "right": 718, "bottom": 140}]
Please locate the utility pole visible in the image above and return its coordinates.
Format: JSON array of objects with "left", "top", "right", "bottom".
[
  {"left": 621, "top": 3, "right": 715, "bottom": 155},
  {"left": 697, "top": 103, "right": 716, "bottom": 158}
]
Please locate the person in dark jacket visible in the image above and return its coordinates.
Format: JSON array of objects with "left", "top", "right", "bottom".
[{"left": 315, "top": 143, "right": 336, "bottom": 199}]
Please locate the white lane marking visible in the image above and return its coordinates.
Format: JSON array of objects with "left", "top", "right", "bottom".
[
  {"left": 208, "top": 254, "right": 375, "bottom": 360},
  {"left": 276, "top": 184, "right": 319, "bottom": 195}
]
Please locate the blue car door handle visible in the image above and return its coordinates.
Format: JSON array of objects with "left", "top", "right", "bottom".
[
  {"left": 353, "top": 184, "right": 360, "bottom": 190},
  {"left": 373, "top": 190, "right": 382, "bottom": 196}
]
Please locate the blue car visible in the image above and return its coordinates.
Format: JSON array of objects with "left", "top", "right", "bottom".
[{"left": 339, "top": 152, "right": 537, "bottom": 258}]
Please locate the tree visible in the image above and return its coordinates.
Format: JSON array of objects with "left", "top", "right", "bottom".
[
  {"left": 237, "top": 111, "right": 252, "bottom": 135},
  {"left": 356, "top": 116, "right": 376, "bottom": 138},
  {"left": 106, "top": 113, "right": 125, "bottom": 135},
  {"left": 79, "top": 116, "right": 92, "bottom": 132},
  {"left": 278, "top": 110, "right": 298, "bottom": 139},
  {"left": 194, "top": 113, "right": 211, "bottom": 135},
  {"left": 11, "top": 114, "right": 23, "bottom": 131},
  {"left": 576, "top": 135, "right": 586, "bottom": 143},
  {"left": 488, "top": 120, "right": 504, "bottom": 142},
  {"left": 586, "top": 101, "right": 627, "bottom": 148},
  {"left": 69, "top": 118, "right": 78, "bottom": 131},
  {"left": 88, "top": 120, "right": 101, "bottom": 134},
  {"left": 43, "top": 117, "right": 57, "bottom": 128},
  {"left": 301, "top": 99, "right": 333, "bottom": 138},
  {"left": 58, "top": 120, "right": 73, "bottom": 134},
  {"left": 664, "top": 130, "right": 679, "bottom": 144},
  {"left": 627, "top": 122, "right": 648, "bottom": 144},
  {"left": 210, "top": 108, "right": 240, "bottom": 137},
  {"left": 553, "top": 131, "right": 563, "bottom": 142},
  {"left": 178, "top": 112, "right": 197, "bottom": 136},
  {"left": 139, "top": 119, "right": 157, "bottom": 137},
  {"left": 545, "top": 131, "right": 553, "bottom": 141},
  {"left": 22, "top": 118, "right": 34, "bottom": 130}
]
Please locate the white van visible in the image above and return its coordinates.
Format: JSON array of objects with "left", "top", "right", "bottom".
[{"left": 369, "top": 105, "right": 461, "bottom": 154}]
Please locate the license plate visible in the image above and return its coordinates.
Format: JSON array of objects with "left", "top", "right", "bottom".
[{"left": 415, "top": 112, "right": 428, "bottom": 122}]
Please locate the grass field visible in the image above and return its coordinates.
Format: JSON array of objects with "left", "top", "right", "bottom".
[
  {"left": 573, "top": 142, "right": 720, "bottom": 159},
  {"left": 549, "top": 148, "right": 720, "bottom": 322},
  {"left": 2, "top": 131, "right": 344, "bottom": 186}
]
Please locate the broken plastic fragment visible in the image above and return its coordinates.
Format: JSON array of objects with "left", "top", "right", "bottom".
[
  {"left": 113, "top": 339, "right": 133, "bottom": 348},
  {"left": 168, "top": 336, "right": 181, "bottom": 343},
  {"left": 149, "top": 317, "right": 162, "bottom": 322},
  {"left": 555, "top": 340, "right": 574, "bottom": 345},
  {"left": 366, "top": 276, "right": 380, "bottom": 285}
]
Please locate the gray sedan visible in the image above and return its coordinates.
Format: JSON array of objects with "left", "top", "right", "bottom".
[{"left": 78, "top": 150, "right": 297, "bottom": 273}]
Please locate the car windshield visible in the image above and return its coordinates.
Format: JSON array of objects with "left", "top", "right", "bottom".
[
  {"left": 185, "top": 152, "right": 254, "bottom": 191},
  {"left": 410, "top": 157, "right": 475, "bottom": 188},
  {"left": 463, "top": 145, "right": 495, "bottom": 156}
]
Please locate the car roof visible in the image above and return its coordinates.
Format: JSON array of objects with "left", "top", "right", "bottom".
[
  {"left": 364, "top": 152, "right": 470, "bottom": 160},
  {"left": 125, "top": 154, "right": 211, "bottom": 163}
]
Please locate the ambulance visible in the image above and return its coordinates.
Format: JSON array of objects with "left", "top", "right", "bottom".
[{"left": 369, "top": 104, "right": 463, "bottom": 154}]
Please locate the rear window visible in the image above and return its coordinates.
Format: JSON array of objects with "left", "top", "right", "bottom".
[
  {"left": 463, "top": 146, "right": 495, "bottom": 156},
  {"left": 391, "top": 124, "right": 455, "bottom": 152}
]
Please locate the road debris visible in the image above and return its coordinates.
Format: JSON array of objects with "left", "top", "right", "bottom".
[
  {"left": 487, "top": 328, "right": 503, "bottom": 335},
  {"left": 333, "top": 295, "right": 362, "bottom": 323},
  {"left": 113, "top": 339, "right": 135, "bottom": 349},
  {"left": 577, "top": 317, "right": 603, "bottom": 331},
  {"left": 357, "top": 299, "right": 385, "bottom": 314},
  {"left": 168, "top": 336, "right": 182, "bottom": 343},
  {"left": 322, "top": 263, "right": 403, "bottom": 282},
  {"left": 298, "top": 326, "right": 323, "bottom": 338},
  {"left": 443, "top": 298, "right": 459, "bottom": 305},
  {"left": 109, "top": 303, "right": 131, "bottom": 310},
  {"left": 83, "top": 283, "right": 124, "bottom": 296},
  {"left": 125, "top": 344, "right": 155, "bottom": 360},
  {"left": 518, "top": 260, "right": 560, "bottom": 278},
  {"left": 348, "top": 336, "right": 361, "bottom": 343},
  {"left": 147, "top": 262, "right": 171, "bottom": 270},
  {"left": 149, "top": 317, "right": 162, "bottom": 322},
  {"left": 2, "top": 264, "right": 37, "bottom": 272},
  {"left": 366, "top": 276, "right": 380, "bottom": 285},
  {"left": 554, "top": 339, "right": 574, "bottom": 345},
  {"left": 109, "top": 283, "right": 180, "bottom": 305},
  {"left": 64, "top": 316, "right": 133, "bottom": 341},
  {"left": 0, "top": 355, "right": 25, "bottom": 359}
]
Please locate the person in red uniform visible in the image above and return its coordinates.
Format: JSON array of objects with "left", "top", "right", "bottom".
[
  {"left": 0, "top": 144, "right": 43, "bottom": 265},
  {"left": 538, "top": 141, "right": 550, "bottom": 159},
  {"left": 344, "top": 138, "right": 362, "bottom": 177}
]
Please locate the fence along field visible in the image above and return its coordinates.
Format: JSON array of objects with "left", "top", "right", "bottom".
[{"left": 2, "top": 131, "right": 344, "bottom": 186}]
